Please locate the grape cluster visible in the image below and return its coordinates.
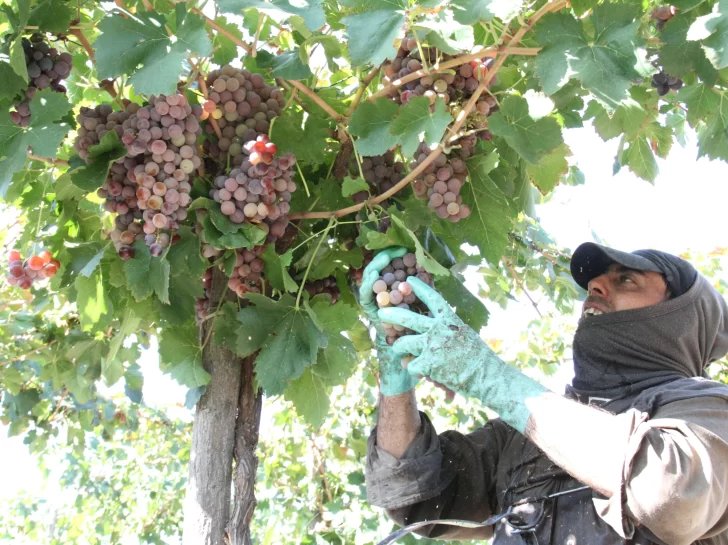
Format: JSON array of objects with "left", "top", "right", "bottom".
[
  {"left": 305, "top": 276, "right": 340, "bottom": 303},
  {"left": 382, "top": 37, "right": 497, "bottom": 141},
  {"left": 201, "top": 65, "right": 285, "bottom": 167},
  {"left": 352, "top": 151, "right": 406, "bottom": 204},
  {"left": 75, "top": 94, "right": 203, "bottom": 259},
  {"left": 410, "top": 143, "right": 471, "bottom": 222},
  {"left": 651, "top": 5, "right": 677, "bottom": 30},
  {"left": 209, "top": 135, "right": 296, "bottom": 242},
  {"left": 651, "top": 71, "right": 683, "bottom": 96},
  {"left": 5, "top": 250, "right": 60, "bottom": 290},
  {"left": 10, "top": 33, "right": 71, "bottom": 126},
  {"left": 371, "top": 252, "right": 435, "bottom": 345}
]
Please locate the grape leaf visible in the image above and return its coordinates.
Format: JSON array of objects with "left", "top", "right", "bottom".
[
  {"left": 341, "top": 176, "right": 370, "bottom": 197},
  {"left": 123, "top": 242, "right": 171, "bottom": 303},
  {"left": 349, "top": 98, "right": 400, "bottom": 157},
  {"left": 9, "top": 36, "right": 28, "bottom": 83},
  {"left": 245, "top": 293, "right": 327, "bottom": 395},
  {"left": 534, "top": 5, "right": 654, "bottom": 109},
  {"left": 679, "top": 83, "right": 721, "bottom": 126},
  {"left": 0, "top": 89, "right": 71, "bottom": 198},
  {"left": 696, "top": 96, "right": 728, "bottom": 161},
  {"left": 413, "top": 12, "right": 474, "bottom": 54},
  {"left": 296, "top": 245, "right": 364, "bottom": 281},
  {"left": 0, "top": 63, "right": 27, "bottom": 103},
  {"left": 95, "top": 7, "right": 212, "bottom": 96},
  {"left": 78, "top": 243, "right": 110, "bottom": 278},
  {"left": 75, "top": 271, "right": 114, "bottom": 332},
  {"left": 687, "top": 0, "right": 728, "bottom": 69},
  {"left": 216, "top": 0, "right": 325, "bottom": 31},
  {"left": 390, "top": 97, "right": 453, "bottom": 157},
  {"left": 526, "top": 143, "right": 570, "bottom": 194},
  {"left": 661, "top": 15, "right": 717, "bottom": 79},
  {"left": 107, "top": 309, "right": 141, "bottom": 365},
  {"left": 488, "top": 95, "right": 563, "bottom": 164},
  {"left": 261, "top": 245, "right": 298, "bottom": 292},
  {"left": 212, "top": 17, "right": 243, "bottom": 66},
  {"left": 70, "top": 131, "right": 127, "bottom": 191},
  {"left": 438, "top": 271, "right": 489, "bottom": 332},
  {"left": 159, "top": 273, "right": 201, "bottom": 326},
  {"left": 270, "top": 107, "right": 332, "bottom": 164},
  {"left": 391, "top": 214, "right": 449, "bottom": 276},
  {"left": 166, "top": 226, "right": 208, "bottom": 278},
  {"left": 159, "top": 324, "right": 210, "bottom": 388},
  {"left": 459, "top": 152, "right": 516, "bottom": 264},
  {"left": 622, "top": 137, "right": 658, "bottom": 183},
  {"left": 342, "top": 4, "right": 406, "bottom": 67},
  {"left": 309, "top": 298, "right": 358, "bottom": 386},
  {"left": 311, "top": 296, "right": 359, "bottom": 332},
  {"left": 256, "top": 50, "right": 312, "bottom": 80},
  {"left": 450, "top": 0, "right": 523, "bottom": 23},
  {"left": 284, "top": 367, "right": 330, "bottom": 428},
  {"left": 27, "top": 0, "right": 74, "bottom": 32}
]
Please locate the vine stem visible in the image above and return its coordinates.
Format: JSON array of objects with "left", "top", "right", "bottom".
[
  {"left": 28, "top": 154, "right": 69, "bottom": 166},
  {"left": 295, "top": 217, "right": 335, "bottom": 309},
  {"left": 345, "top": 66, "right": 380, "bottom": 117},
  {"left": 289, "top": 0, "right": 567, "bottom": 221},
  {"left": 251, "top": 14, "right": 266, "bottom": 57},
  {"left": 286, "top": 79, "right": 344, "bottom": 123}
]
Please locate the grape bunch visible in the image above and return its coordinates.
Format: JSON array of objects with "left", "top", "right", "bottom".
[
  {"left": 10, "top": 33, "right": 72, "bottom": 126},
  {"left": 201, "top": 65, "right": 285, "bottom": 167},
  {"left": 651, "top": 5, "right": 677, "bottom": 30},
  {"left": 382, "top": 37, "right": 497, "bottom": 141},
  {"left": 305, "top": 276, "right": 340, "bottom": 303},
  {"left": 371, "top": 252, "right": 435, "bottom": 345},
  {"left": 75, "top": 94, "right": 203, "bottom": 259},
  {"left": 209, "top": 134, "right": 296, "bottom": 242},
  {"left": 651, "top": 71, "right": 683, "bottom": 96},
  {"left": 410, "top": 143, "right": 471, "bottom": 222},
  {"left": 5, "top": 249, "right": 60, "bottom": 290},
  {"left": 352, "top": 152, "right": 406, "bottom": 204}
]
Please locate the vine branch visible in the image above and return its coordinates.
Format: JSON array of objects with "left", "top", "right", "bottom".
[
  {"left": 28, "top": 154, "right": 69, "bottom": 166},
  {"left": 346, "top": 66, "right": 380, "bottom": 117},
  {"left": 286, "top": 79, "right": 344, "bottom": 123}
]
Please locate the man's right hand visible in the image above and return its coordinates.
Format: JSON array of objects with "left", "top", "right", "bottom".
[{"left": 359, "top": 247, "right": 419, "bottom": 396}]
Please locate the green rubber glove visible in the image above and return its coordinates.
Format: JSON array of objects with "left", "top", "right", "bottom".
[
  {"left": 377, "top": 276, "right": 549, "bottom": 433},
  {"left": 359, "top": 247, "right": 419, "bottom": 397}
]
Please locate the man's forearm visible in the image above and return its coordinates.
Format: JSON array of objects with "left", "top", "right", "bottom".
[
  {"left": 525, "top": 392, "right": 629, "bottom": 498},
  {"left": 376, "top": 390, "right": 421, "bottom": 458}
]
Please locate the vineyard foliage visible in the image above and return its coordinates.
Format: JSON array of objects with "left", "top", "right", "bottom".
[{"left": 1, "top": 0, "right": 728, "bottom": 529}]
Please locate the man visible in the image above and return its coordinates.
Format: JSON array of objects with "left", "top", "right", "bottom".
[{"left": 360, "top": 242, "right": 728, "bottom": 545}]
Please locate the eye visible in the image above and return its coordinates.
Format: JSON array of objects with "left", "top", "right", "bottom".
[{"left": 620, "top": 275, "right": 634, "bottom": 284}]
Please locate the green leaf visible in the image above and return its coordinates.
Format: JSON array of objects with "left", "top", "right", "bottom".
[
  {"left": 534, "top": 6, "right": 654, "bottom": 109},
  {"left": 526, "top": 143, "right": 570, "bottom": 194},
  {"left": 414, "top": 12, "right": 474, "bottom": 54},
  {"left": 342, "top": 7, "right": 406, "bottom": 67},
  {"left": 622, "top": 137, "right": 658, "bottom": 183},
  {"left": 687, "top": 0, "right": 728, "bottom": 69},
  {"left": 166, "top": 226, "right": 208, "bottom": 278},
  {"left": 107, "top": 309, "right": 141, "bottom": 365},
  {"left": 391, "top": 214, "right": 449, "bottom": 276},
  {"left": 216, "top": 0, "right": 325, "bottom": 31},
  {"left": 123, "top": 242, "right": 171, "bottom": 304},
  {"left": 488, "top": 95, "right": 563, "bottom": 164},
  {"left": 0, "top": 89, "right": 71, "bottom": 198},
  {"left": 0, "top": 62, "right": 28, "bottom": 103},
  {"left": 458, "top": 152, "right": 516, "bottom": 264},
  {"left": 27, "top": 0, "right": 74, "bottom": 32},
  {"left": 256, "top": 50, "right": 312, "bottom": 80},
  {"left": 62, "top": 242, "right": 109, "bottom": 283},
  {"left": 78, "top": 244, "right": 109, "bottom": 278},
  {"left": 696, "top": 95, "right": 728, "bottom": 161},
  {"left": 296, "top": 245, "right": 364, "bottom": 281},
  {"left": 261, "top": 245, "right": 298, "bottom": 292},
  {"left": 438, "top": 272, "right": 489, "bottom": 332},
  {"left": 269, "top": 107, "right": 332, "bottom": 164},
  {"left": 679, "top": 83, "right": 721, "bottom": 126},
  {"left": 450, "top": 0, "right": 523, "bottom": 24},
  {"left": 661, "top": 15, "right": 717, "bottom": 78},
  {"left": 310, "top": 297, "right": 359, "bottom": 333},
  {"left": 284, "top": 367, "right": 330, "bottom": 428},
  {"left": 246, "top": 294, "right": 326, "bottom": 395},
  {"left": 95, "top": 8, "right": 212, "bottom": 96},
  {"left": 349, "top": 98, "right": 400, "bottom": 157},
  {"left": 211, "top": 17, "right": 243, "bottom": 66},
  {"left": 159, "top": 324, "right": 210, "bottom": 388},
  {"left": 341, "top": 176, "right": 370, "bottom": 197},
  {"left": 75, "top": 272, "right": 114, "bottom": 332},
  {"left": 390, "top": 97, "right": 453, "bottom": 157},
  {"left": 70, "top": 131, "right": 127, "bottom": 191},
  {"left": 9, "top": 36, "right": 28, "bottom": 83}
]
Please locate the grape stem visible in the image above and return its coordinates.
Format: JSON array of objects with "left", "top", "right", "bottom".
[
  {"left": 345, "top": 66, "right": 380, "bottom": 117},
  {"left": 295, "top": 216, "right": 335, "bottom": 309},
  {"left": 286, "top": 79, "right": 344, "bottom": 124},
  {"left": 252, "top": 14, "right": 266, "bottom": 57},
  {"left": 289, "top": 0, "right": 567, "bottom": 221},
  {"left": 28, "top": 154, "right": 69, "bottom": 166}
]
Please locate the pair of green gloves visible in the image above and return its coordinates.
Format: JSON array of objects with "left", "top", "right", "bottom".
[{"left": 359, "top": 248, "right": 547, "bottom": 434}]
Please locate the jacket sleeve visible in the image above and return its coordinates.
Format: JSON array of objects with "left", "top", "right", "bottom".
[
  {"left": 365, "top": 411, "right": 509, "bottom": 540},
  {"left": 594, "top": 396, "right": 728, "bottom": 545}
]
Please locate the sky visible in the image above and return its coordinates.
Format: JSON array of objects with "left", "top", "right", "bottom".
[{"left": 2, "top": 121, "right": 728, "bottom": 527}]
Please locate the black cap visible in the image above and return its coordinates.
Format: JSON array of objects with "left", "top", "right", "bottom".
[{"left": 571, "top": 242, "right": 698, "bottom": 297}]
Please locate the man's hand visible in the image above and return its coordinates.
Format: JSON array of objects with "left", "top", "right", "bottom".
[
  {"left": 378, "top": 276, "right": 548, "bottom": 433},
  {"left": 359, "top": 247, "right": 419, "bottom": 396}
]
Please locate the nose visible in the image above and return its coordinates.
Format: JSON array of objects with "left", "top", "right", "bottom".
[{"left": 588, "top": 273, "right": 609, "bottom": 297}]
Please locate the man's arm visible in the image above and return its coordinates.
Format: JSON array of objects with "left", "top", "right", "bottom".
[{"left": 376, "top": 390, "right": 421, "bottom": 458}]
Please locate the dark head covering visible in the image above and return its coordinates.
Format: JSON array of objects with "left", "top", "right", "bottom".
[
  {"left": 570, "top": 242, "right": 698, "bottom": 297},
  {"left": 567, "top": 248, "right": 728, "bottom": 413}
]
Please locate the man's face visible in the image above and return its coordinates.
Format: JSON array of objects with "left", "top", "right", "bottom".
[{"left": 580, "top": 264, "right": 669, "bottom": 322}]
